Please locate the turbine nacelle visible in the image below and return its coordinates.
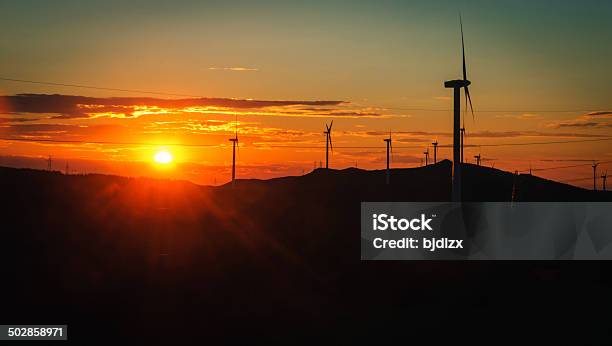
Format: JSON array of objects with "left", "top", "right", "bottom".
[{"left": 444, "top": 79, "right": 471, "bottom": 89}]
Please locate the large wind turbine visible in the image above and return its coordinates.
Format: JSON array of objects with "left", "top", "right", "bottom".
[
  {"left": 384, "top": 131, "right": 392, "bottom": 184},
  {"left": 229, "top": 121, "right": 239, "bottom": 184},
  {"left": 432, "top": 140, "right": 438, "bottom": 164},
  {"left": 324, "top": 121, "right": 333, "bottom": 169},
  {"left": 444, "top": 15, "right": 475, "bottom": 202}
]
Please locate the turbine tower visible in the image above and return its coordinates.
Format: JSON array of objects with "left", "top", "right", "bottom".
[
  {"left": 444, "top": 15, "right": 474, "bottom": 202},
  {"left": 324, "top": 121, "right": 333, "bottom": 169},
  {"left": 432, "top": 141, "right": 438, "bottom": 164},
  {"left": 384, "top": 131, "right": 392, "bottom": 184},
  {"left": 229, "top": 122, "right": 239, "bottom": 184},
  {"left": 601, "top": 171, "right": 607, "bottom": 191},
  {"left": 474, "top": 154, "right": 481, "bottom": 166},
  {"left": 592, "top": 161, "right": 599, "bottom": 191},
  {"left": 424, "top": 147, "right": 430, "bottom": 166}
]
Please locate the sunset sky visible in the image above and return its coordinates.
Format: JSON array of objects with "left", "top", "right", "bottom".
[{"left": 0, "top": 0, "right": 611, "bottom": 186}]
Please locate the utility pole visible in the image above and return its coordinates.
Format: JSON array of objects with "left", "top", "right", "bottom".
[{"left": 384, "top": 135, "right": 392, "bottom": 185}]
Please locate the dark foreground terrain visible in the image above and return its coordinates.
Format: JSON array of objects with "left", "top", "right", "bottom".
[{"left": 2, "top": 161, "right": 612, "bottom": 344}]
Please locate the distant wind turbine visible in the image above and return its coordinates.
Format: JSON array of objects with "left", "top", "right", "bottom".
[
  {"left": 474, "top": 154, "right": 481, "bottom": 166},
  {"left": 444, "top": 14, "right": 475, "bottom": 202},
  {"left": 432, "top": 140, "right": 438, "bottom": 164},
  {"left": 384, "top": 131, "right": 393, "bottom": 184},
  {"left": 601, "top": 171, "right": 607, "bottom": 191},
  {"left": 324, "top": 121, "right": 333, "bottom": 169},
  {"left": 424, "top": 147, "right": 430, "bottom": 166},
  {"left": 229, "top": 119, "right": 239, "bottom": 184}
]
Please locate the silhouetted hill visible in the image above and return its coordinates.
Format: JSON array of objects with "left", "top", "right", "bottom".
[
  {"left": 1, "top": 163, "right": 611, "bottom": 344},
  {"left": 221, "top": 159, "right": 610, "bottom": 201}
]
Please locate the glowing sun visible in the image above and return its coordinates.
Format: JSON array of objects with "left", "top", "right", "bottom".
[{"left": 154, "top": 150, "right": 173, "bottom": 164}]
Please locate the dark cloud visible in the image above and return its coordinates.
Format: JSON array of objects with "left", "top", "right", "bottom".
[
  {"left": 396, "top": 138, "right": 431, "bottom": 143},
  {"left": 357, "top": 130, "right": 607, "bottom": 139},
  {"left": 0, "top": 94, "right": 344, "bottom": 119},
  {"left": 0, "top": 117, "right": 39, "bottom": 123},
  {"left": 556, "top": 122, "right": 600, "bottom": 128},
  {"left": 0, "top": 123, "right": 127, "bottom": 139},
  {"left": 363, "top": 131, "right": 448, "bottom": 137},
  {"left": 319, "top": 111, "right": 382, "bottom": 117},
  {"left": 586, "top": 111, "right": 612, "bottom": 117}
]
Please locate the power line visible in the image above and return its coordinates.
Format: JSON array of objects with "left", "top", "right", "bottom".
[
  {"left": 518, "top": 160, "right": 612, "bottom": 173},
  {"left": 467, "top": 137, "right": 612, "bottom": 147},
  {"left": 0, "top": 77, "right": 203, "bottom": 98},
  {"left": 561, "top": 177, "right": 593, "bottom": 183}
]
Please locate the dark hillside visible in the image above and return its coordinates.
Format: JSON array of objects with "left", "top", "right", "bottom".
[{"left": 1, "top": 164, "right": 611, "bottom": 344}]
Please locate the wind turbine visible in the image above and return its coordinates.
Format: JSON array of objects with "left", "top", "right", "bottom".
[
  {"left": 384, "top": 131, "right": 393, "bottom": 184},
  {"left": 432, "top": 140, "right": 439, "bottom": 164},
  {"left": 592, "top": 161, "right": 599, "bottom": 191},
  {"left": 424, "top": 147, "right": 430, "bottom": 166},
  {"left": 444, "top": 15, "right": 475, "bottom": 202},
  {"left": 324, "top": 121, "right": 333, "bottom": 169},
  {"left": 474, "top": 154, "right": 481, "bottom": 166},
  {"left": 601, "top": 171, "right": 607, "bottom": 191},
  {"left": 229, "top": 119, "right": 239, "bottom": 184}
]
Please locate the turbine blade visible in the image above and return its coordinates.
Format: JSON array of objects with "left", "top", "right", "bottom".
[
  {"left": 329, "top": 120, "right": 333, "bottom": 132},
  {"left": 460, "top": 14, "right": 467, "bottom": 81},
  {"left": 329, "top": 134, "right": 333, "bottom": 152},
  {"left": 465, "top": 86, "right": 475, "bottom": 121},
  {"left": 463, "top": 88, "right": 467, "bottom": 120}
]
